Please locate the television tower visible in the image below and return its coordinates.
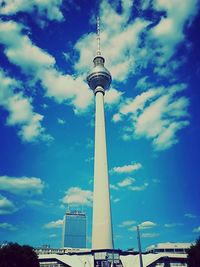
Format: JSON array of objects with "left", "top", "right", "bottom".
[{"left": 87, "top": 17, "right": 113, "bottom": 249}]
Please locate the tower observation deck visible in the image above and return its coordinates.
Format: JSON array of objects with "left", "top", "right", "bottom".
[{"left": 87, "top": 17, "right": 114, "bottom": 250}]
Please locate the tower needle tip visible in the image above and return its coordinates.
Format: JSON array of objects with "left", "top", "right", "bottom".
[{"left": 97, "top": 16, "right": 101, "bottom": 55}]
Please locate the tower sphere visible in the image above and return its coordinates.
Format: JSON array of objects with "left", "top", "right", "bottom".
[{"left": 87, "top": 55, "right": 112, "bottom": 92}]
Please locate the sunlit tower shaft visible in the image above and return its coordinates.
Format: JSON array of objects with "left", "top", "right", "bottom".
[{"left": 87, "top": 18, "right": 114, "bottom": 249}]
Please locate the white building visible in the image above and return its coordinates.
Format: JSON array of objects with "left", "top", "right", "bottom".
[
  {"left": 37, "top": 247, "right": 189, "bottom": 267},
  {"left": 146, "top": 242, "right": 192, "bottom": 254},
  {"left": 120, "top": 253, "right": 187, "bottom": 267}
]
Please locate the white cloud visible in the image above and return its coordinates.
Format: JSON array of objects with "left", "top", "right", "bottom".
[
  {"left": 118, "top": 220, "right": 136, "bottom": 228},
  {"left": 121, "top": 134, "right": 132, "bottom": 141},
  {"left": 0, "top": 194, "right": 17, "bottom": 215},
  {"left": 119, "top": 88, "right": 162, "bottom": 116},
  {"left": 0, "top": 21, "right": 55, "bottom": 73},
  {"left": 184, "top": 213, "right": 198, "bottom": 219},
  {"left": 61, "top": 187, "right": 93, "bottom": 206},
  {"left": 75, "top": 2, "right": 149, "bottom": 82},
  {"left": 140, "top": 0, "right": 152, "bottom": 10},
  {"left": 112, "top": 113, "right": 122, "bottom": 123},
  {"left": 86, "top": 139, "right": 94, "bottom": 149},
  {"left": 85, "top": 156, "right": 94, "bottom": 163},
  {"left": 150, "top": 0, "right": 198, "bottom": 65},
  {"left": 110, "top": 184, "right": 119, "bottom": 190},
  {"left": 42, "top": 103, "right": 48, "bottom": 109},
  {"left": 41, "top": 69, "right": 93, "bottom": 112},
  {"left": 44, "top": 219, "right": 63, "bottom": 229},
  {"left": 0, "top": 69, "right": 52, "bottom": 142},
  {"left": 112, "top": 198, "right": 120, "bottom": 203},
  {"left": 139, "top": 221, "right": 157, "bottom": 229},
  {"left": 0, "top": 0, "right": 64, "bottom": 22},
  {"left": 193, "top": 226, "right": 200, "bottom": 233},
  {"left": 9, "top": 96, "right": 52, "bottom": 142},
  {"left": 0, "top": 20, "right": 93, "bottom": 114},
  {"left": 154, "top": 59, "right": 184, "bottom": 78},
  {"left": 152, "top": 120, "right": 189, "bottom": 150},
  {"left": 164, "top": 223, "right": 183, "bottom": 228},
  {"left": 0, "top": 69, "right": 21, "bottom": 103},
  {"left": 134, "top": 88, "right": 189, "bottom": 150},
  {"left": 57, "top": 118, "right": 66, "bottom": 125},
  {"left": 129, "top": 221, "right": 157, "bottom": 232},
  {"left": 152, "top": 178, "right": 160, "bottom": 183},
  {"left": 0, "top": 0, "right": 197, "bottom": 148},
  {"left": 6, "top": 94, "right": 34, "bottom": 125},
  {"left": 104, "top": 88, "right": 123, "bottom": 105},
  {"left": 111, "top": 178, "right": 148, "bottom": 192},
  {"left": 135, "top": 76, "right": 150, "bottom": 90},
  {"left": 71, "top": 0, "right": 197, "bottom": 152},
  {"left": 27, "top": 200, "right": 44, "bottom": 206},
  {"left": 0, "top": 222, "right": 17, "bottom": 231},
  {"left": 114, "top": 84, "right": 190, "bottom": 151},
  {"left": 0, "top": 176, "right": 45, "bottom": 196},
  {"left": 129, "top": 182, "right": 148, "bottom": 191},
  {"left": 19, "top": 113, "right": 53, "bottom": 142},
  {"left": 117, "top": 177, "right": 135, "bottom": 187},
  {"left": 128, "top": 226, "right": 137, "bottom": 231},
  {"left": 111, "top": 163, "right": 142, "bottom": 173},
  {"left": 142, "top": 233, "right": 159, "bottom": 238},
  {"left": 75, "top": 0, "right": 198, "bottom": 83}
]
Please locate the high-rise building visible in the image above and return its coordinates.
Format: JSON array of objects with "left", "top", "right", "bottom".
[
  {"left": 62, "top": 211, "right": 86, "bottom": 248},
  {"left": 87, "top": 17, "right": 113, "bottom": 250}
]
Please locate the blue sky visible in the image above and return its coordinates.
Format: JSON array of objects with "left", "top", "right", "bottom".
[{"left": 0, "top": 0, "right": 200, "bottom": 251}]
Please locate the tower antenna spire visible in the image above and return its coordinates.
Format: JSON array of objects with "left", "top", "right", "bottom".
[{"left": 97, "top": 16, "right": 101, "bottom": 55}]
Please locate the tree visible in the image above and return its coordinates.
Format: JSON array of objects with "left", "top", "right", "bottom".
[
  {"left": 187, "top": 237, "right": 200, "bottom": 267},
  {"left": 0, "top": 242, "right": 40, "bottom": 267}
]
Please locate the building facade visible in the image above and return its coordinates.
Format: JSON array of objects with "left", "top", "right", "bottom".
[
  {"left": 146, "top": 242, "right": 192, "bottom": 254},
  {"left": 37, "top": 249, "right": 188, "bottom": 267},
  {"left": 62, "top": 211, "right": 86, "bottom": 248}
]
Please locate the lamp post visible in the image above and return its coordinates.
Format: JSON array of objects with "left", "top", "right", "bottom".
[{"left": 137, "top": 225, "right": 144, "bottom": 267}]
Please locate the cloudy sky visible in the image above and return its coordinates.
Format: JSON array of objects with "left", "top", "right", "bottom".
[{"left": 0, "top": 0, "right": 200, "bottom": 250}]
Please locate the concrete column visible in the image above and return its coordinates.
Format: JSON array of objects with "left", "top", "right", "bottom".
[{"left": 92, "top": 89, "right": 113, "bottom": 249}]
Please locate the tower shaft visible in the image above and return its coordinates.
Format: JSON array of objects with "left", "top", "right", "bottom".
[{"left": 92, "top": 88, "right": 113, "bottom": 249}]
